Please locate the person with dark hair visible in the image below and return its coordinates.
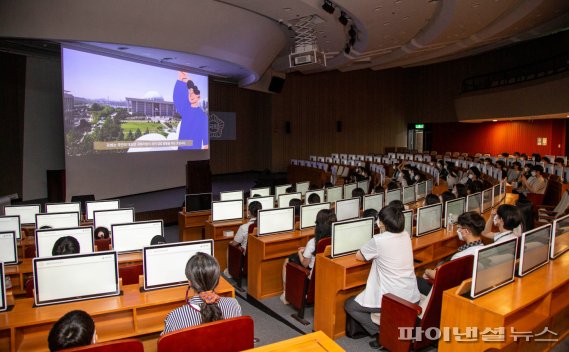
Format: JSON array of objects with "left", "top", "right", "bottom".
[
  {"left": 482, "top": 204, "right": 523, "bottom": 243},
  {"left": 507, "top": 161, "right": 522, "bottom": 185},
  {"left": 387, "top": 200, "right": 405, "bottom": 213},
  {"left": 173, "top": 72, "right": 209, "bottom": 150},
  {"left": 150, "top": 235, "right": 167, "bottom": 245},
  {"left": 162, "top": 253, "right": 241, "bottom": 334},
  {"left": 288, "top": 198, "right": 302, "bottom": 218},
  {"left": 372, "top": 185, "right": 384, "bottom": 195},
  {"left": 554, "top": 157, "right": 565, "bottom": 167},
  {"left": 324, "top": 182, "right": 334, "bottom": 188},
  {"left": 461, "top": 166, "right": 481, "bottom": 187},
  {"left": 386, "top": 181, "right": 399, "bottom": 190},
  {"left": 363, "top": 208, "right": 380, "bottom": 233},
  {"left": 440, "top": 191, "right": 456, "bottom": 205},
  {"left": 307, "top": 193, "right": 321, "bottom": 204},
  {"left": 344, "top": 205, "right": 419, "bottom": 337},
  {"left": 351, "top": 187, "right": 365, "bottom": 203},
  {"left": 424, "top": 193, "right": 440, "bottom": 206},
  {"left": 48, "top": 310, "right": 96, "bottom": 351},
  {"left": 468, "top": 180, "right": 485, "bottom": 194},
  {"left": 519, "top": 165, "right": 546, "bottom": 195},
  {"left": 453, "top": 183, "right": 468, "bottom": 198},
  {"left": 411, "top": 168, "right": 425, "bottom": 184},
  {"left": 230, "top": 201, "right": 262, "bottom": 254},
  {"left": 362, "top": 208, "right": 378, "bottom": 220},
  {"left": 445, "top": 162, "right": 459, "bottom": 190},
  {"left": 285, "top": 185, "right": 296, "bottom": 193},
  {"left": 399, "top": 169, "right": 412, "bottom": 187},
  {"left": 52, "top": 236, "right": 80, "bottom": 256},
  {"left": 417, "top": 211, "right": 485, "bottom": 295},
  {"left": 94, "top": 227, "right": 110, "bottom": 239},
  {"left": 280, "top": 209, "right": 337, "bottom": 304}
]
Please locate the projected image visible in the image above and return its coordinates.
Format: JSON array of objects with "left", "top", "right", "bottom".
[{"left": 62, "top": 48, "right": 209, "bottom": 155}]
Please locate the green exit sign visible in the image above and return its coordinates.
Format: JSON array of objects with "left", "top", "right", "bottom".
[{"left": 415, "top": 124, "right": 424, "bottom": 129}]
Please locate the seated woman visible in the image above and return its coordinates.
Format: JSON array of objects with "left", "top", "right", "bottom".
[
  {"left": 162, "top": 253, "right": 241, "bottom": 334},
  {"left": 417, "top": 211, "right": 485, "bottom": 295},
  {"left": 482, "top": 204, "right": 523, "bottom": 243},
  {"left": 48, "top": 310, "right": 96, "bottom": 351},
  {"left": 344, "top": 205, "right": 419, "bottom": 337},
  {"left": 280, "top": 209, "right": 337, "bottom": 304},
  {"left": 52, "top": 236, "right": 80, "bottom": 256}
]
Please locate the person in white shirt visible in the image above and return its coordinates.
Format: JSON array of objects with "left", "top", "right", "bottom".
[
  {"left": 344, "top": 205, "right": 420, "bottom": 337},
  {"left": 482, "top": 204, "right": 523, "bottom": 243},
  {"left": 417, "top": 211, "right": 485, "bottom": 295},
  {"left": 280, "top": 209, "right": 337, "bottom": 304},
  {"left": 229, "top": 200, "right": 262, "bottom": 254},
  {"left": 519, "top": 165, "right": 546, "bottom": 195}
]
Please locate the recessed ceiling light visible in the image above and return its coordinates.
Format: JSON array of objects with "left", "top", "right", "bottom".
[{"left": 492, "top": 119, "right": 498, "bottom": 122}]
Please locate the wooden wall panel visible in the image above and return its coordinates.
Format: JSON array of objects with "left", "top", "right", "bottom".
[
  {"left": 431, "top": 120, "right": 567, "bottom": 157},
  {"left": 0, "top": 52, "right": 26, "bottom": 197},
  {"left": 404, "top": 30, "right": 569, "bottom": 124},
  {"left": 208, "top": 79, "right": 272, "bottom": 174},
  {"left": 270, "top": 69, "right": 407, "bottom": 171}
]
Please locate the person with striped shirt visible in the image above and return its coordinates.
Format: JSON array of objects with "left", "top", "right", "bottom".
[{"left": 161, "top": 252, "right": 242, "bottom": 335}]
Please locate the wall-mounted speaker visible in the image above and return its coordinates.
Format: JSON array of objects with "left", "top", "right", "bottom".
[
  {"left": 269, "top": 76, "right": 286, "bottom": 93},
  {"left": 285, "top": 121, "right": 291, "bottom": 134},
  {"left": 336, "top": 121, "right": 342, "bottom": 132}
]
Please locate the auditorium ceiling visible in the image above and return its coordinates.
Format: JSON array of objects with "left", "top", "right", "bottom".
[{"left": 0, "top": 0, "right": 568, "bottom": 87}]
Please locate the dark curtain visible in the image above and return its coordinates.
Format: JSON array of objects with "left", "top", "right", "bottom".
[{"left": 0, "top": 52, "right": 26, "bottom": 197}]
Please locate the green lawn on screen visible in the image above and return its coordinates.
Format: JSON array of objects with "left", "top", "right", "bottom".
[{"left": 121, "top": 121, "right": 163, "bottom": 134}]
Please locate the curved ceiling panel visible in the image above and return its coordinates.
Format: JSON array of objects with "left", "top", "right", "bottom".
[
  {"left": 0, "top": 0, "right": 287, "bottom": 83},
  {"left": 0, "top": 0, "right": 567, "bottom": 81}
]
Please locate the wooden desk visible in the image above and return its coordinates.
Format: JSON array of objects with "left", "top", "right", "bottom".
[
  {"left": 177, "top": 210, "right": 210, "bottom": 242},
  {"left": 0, "top": 277, "right": 234, "bottom": 352},
  {"left": 314, "top": 227, "right": 461, "bottom": 339},
  {"left": 439, "top": 253, "right": 569, "bottom": 352},
  {"left": 247, "top": 228, "right": 314, "bottom": 300},
  {"left": 204, "top": 219, "right": 246, "bottom": 270},
  {"left": 5, "top": 253, "right": 144, "bottom": 296},
  {"left": 243, "top": 331, "right": 344, "bottom": 352}
]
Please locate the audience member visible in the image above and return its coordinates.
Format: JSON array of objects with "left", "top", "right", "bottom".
[
  {"left": 280, "top": 209, "right": 337, "bottom": 304},
  {"left": 52, "top": 236, "right": 80, "bottom": 256},
  {"left": 344, "top": 205, "right": 419, "bottom": 337},
  {"left": 417, "top": 212, "right": 485, "bottom": 295},
  {"left": 162, "top": 253, "right": 241, "bottom": 334},
  {"left": 307, "top": 193, "right": 321, "bottom": 204},
  {"left": 230, "top": 201, "right": 262, "bottom": 254},
  {"left": 482, "top": 204, "right": 522, "bottom": 243},
  {"left": 519, "top": 165, "right": 546, "bottom": 195},
  {"left": 48, "top": 310, "right": 96, "bottom": 351}
]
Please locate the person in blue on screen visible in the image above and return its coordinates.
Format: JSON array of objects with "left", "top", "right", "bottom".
[{"left": 173, "top": 71, "right": 209, "bottom": 150}]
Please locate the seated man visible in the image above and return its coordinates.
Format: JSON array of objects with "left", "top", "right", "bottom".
[
  {"left": 519, "top": 165, "right": 546, "bottom": 195},
  {"left": 417, "top": 211, "right": 485, "bottom": 295},
  {"left": 48, "top": 310, "right": 96, "bottom": 351},
  {"left": 344, "top": 205, "right": 419, "bottom": 337},
  {"left": 482, "top": 204, "right": 523, "bottom": 243}
]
